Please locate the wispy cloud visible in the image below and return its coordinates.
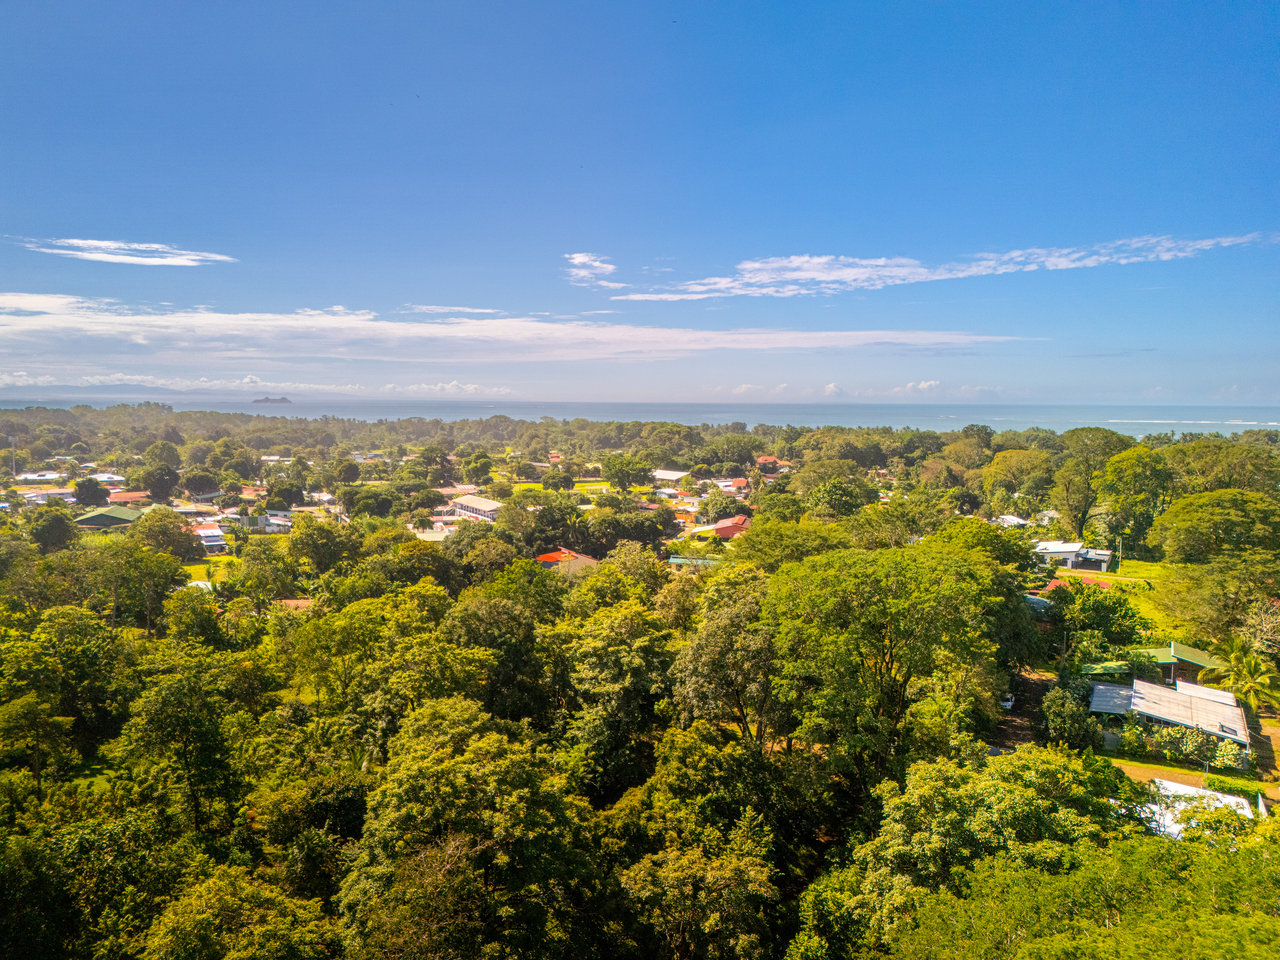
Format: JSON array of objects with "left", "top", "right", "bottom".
[
  {"left": 72, "top": 373, "right": 367, "bottom": 393},
  {"left": 382, "top": 380, "right": 512, "bottom": 396},
  {"left": 564, "top": 252, "right": 628, "bottom": 289},
  {"left": 0, "top": 369, "right": 511, "bottom": 397},
  {"left": 0, "top": 292, "right": 1020, "bottom": 364},
  {"left": 613, "top": 233, "right": 1263, "bottom": 301},
  {"left": 15, "top": 237, "right": 237, "bottom": 266},
  {"left": 401, "top": 304, "right": 504, "bottom": 314}
]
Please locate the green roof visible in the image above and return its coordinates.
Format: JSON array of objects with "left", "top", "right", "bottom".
[
  {"left": 75, "top": 505, "right": 143, "bottom": 527},
  {"left": 1132, "top": 641, "right": 1225, "bottom": 670}
]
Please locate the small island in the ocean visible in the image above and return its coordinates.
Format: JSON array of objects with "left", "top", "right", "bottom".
[{"left": 251, "top": 396, "right": 292, "bottom": 404}]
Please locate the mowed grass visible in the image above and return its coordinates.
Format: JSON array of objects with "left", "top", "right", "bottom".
[
  {"left": 509, "top": 480, "right": 613, "bottom": 493},
  {"left": 182, "top": 554, "right": 236, "bottom": 582},
  {"left": 1050, "top": 560, "right": 1186, "bottom": 636}
]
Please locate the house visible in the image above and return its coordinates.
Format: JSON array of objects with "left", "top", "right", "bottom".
[
  {"left": 652, "top": 469, "right": 691, "bottom": 485},
  {"left": 16, "top": 471, "right": 64, "bottom": 483},
  {"left": 192, "top": 521, "right": 228, "bottom": 554},
  {"left": 1089, "top": 678, "right": 1249, "bottom": 749},
  {"left": 1126, "top": 640, "right": 1226, "bottom": 684},
  {"left": 714, "top": 515, "right": 752, "bottom": 539},
  {"left": 537, "top": 548, "right": 598, "bottom": 574},
  {"left": 712, "top": 478, "right": 749, "bottom": 497},
  {"left": 1034, "top": 540, "right": 1113, "bottom": 572},
  {"left": 1146, "top": 779, "right": 1260, "bottom": 839},
  {"left": 667, "top": 556, "right": 723, "bottom": 570},
  {"left": 23, "top": 488, "right": 74, "bottom": 505},
  {"left": 438, "top": 484, "right": 480, "bottom": 498},
  {"left": 75, "top": 505, "right": 143, "bottom": 529},
  {"left": 412, "top": 528, "right": 455, "bottom": 542},
  {"left": 109, "top": 491, "right": 151, "bottom": 505},
  {"left": 452, "top": 494, "right": 502, "bottom": 522},
  {"left": 995, "top": 515, "right": 1029, "bottom": 528}
]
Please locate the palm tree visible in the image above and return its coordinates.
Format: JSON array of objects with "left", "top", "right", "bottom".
[{"left": 1200, "top": 637, "right": 1280, "bottom": 711}]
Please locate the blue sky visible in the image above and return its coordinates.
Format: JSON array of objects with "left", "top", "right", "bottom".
[{"left": 1, "top": 2, "right": 1276, "bottom": 403}]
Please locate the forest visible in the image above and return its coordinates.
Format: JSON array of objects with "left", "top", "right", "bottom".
[{"left": 2, "top": 403, "right": 1279, "bottom": 959}]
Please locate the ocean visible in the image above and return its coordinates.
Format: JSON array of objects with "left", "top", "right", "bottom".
[{"left": 2, "top": 393, "right": 1279, "bottom": 437}]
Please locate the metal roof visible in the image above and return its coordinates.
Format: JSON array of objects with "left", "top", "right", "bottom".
[
  {"left": 1176, "top": 680, "right": 1239, "bottom": 706},
  {"left": 1089, "top": 682, "right": 1134, "bottom": 714},
  {"left": 1131, "top": 679, "right": 1249, "bottom": 746},
  {"left": 1090, "top": 679, "right": 1249, "bottom": 746}
]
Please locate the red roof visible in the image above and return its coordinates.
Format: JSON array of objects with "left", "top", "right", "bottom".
[
  {"left": 1040, "top": 577, "right": 1113, "bottom": 593},
  {"left": 537, "top": 549, "right": 577, "bottom": 563},
  {"left": 713, "top": 515, "right": 752, "bottom": 539},
  {"left": 109, "top": 491, "right": 149, "bottom": 503}
]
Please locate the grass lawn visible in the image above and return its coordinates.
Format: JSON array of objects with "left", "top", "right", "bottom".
[
  {"left": 1101, "top": 754, "right": 1279, "bottom": 800},
  {"left": 1049, "top": 561, "right": 1187, "bottom": 636},
  {"left": 508, "top": 480, "right": 613, "bottom": 493},
  {"left": 68, "top": 756, "right": 121, "bottom": 791},
  {"left": 182, "top": 555, "right": 235, "bottom": 582}
]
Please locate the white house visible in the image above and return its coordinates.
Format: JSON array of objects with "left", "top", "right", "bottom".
[
  {"left": 452, "top": 494, "right": 502, "bottom": 522},
  {"left": 1034, "top": 540, "right": 1113, "bottom": 572}
]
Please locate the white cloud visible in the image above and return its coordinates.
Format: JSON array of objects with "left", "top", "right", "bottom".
[
  {"left": 613, "top": 233, "right": 1263, "bottom": 301},
  {"left": 382, "top": 381, "right": 512, "bottom": 396},
  {"left": 16, "top": 238, "right": 237, "bottom": 266},
  {"left": 564, "top": 252, "right": 628, "bottom": 288},
  {"left": 401, "top": 304, "right": 503, "bottom": 314},
  {"left": 892, "top": 379, "right": 942, "bottom": 394},
  {"left": 0, "top": 371, "right": 57, "bottom": 388},
  {"left": 823, "top": 383, "right": 844, "bottom": 397},
  {"left": 72, "top": 373, "right": 369, "bottom": 393},
  {"left": 731, "top": 383, "right": 762, "bottom": 395}
]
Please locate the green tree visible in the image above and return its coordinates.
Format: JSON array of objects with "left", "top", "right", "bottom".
[
  {"left": 673, "top": 567, "right": 781, "bottom": 745},
  {"left": 129, "top": 506, "right": 203, "bottom": 561},
  {"left": 804, "top": 478, "right": 874, "bottom": 518},
  {"left": 556, "top": 599, "right": 674, "bottom": 802},
  {"left": 340, "top": 698, "right": 590, "bottom": 957},
  {"left": 25, "top": 502, "right": 80, "bottom": 554},
  {"left": 982, "top": 448, "right": 1054, "bottom": 508},
  {"left": 1199, "top": 638, "right": 1280, "bottom": 711},
  {"left": 622, "top": 812, "right": 777, "bottom": 960},
  {"left": 1050, "top": 427, "right": 1133, "bottom": 538},
  {"left": 120, "top": 670, "right": 235, "bottom": 828},
  {"left": 1096, "top": 445, "right": 1173, "bottom": 551},
  {"left": 1164, "top": 436, "right": 1280, "bottom": 495},
  {"left": 1040, "top": 686, "right": 1103, "bottom": 750},
  {"left": 287, "top": 513, "right": 360, "bottom": 576},
  {"left": 0, "top": 693, "right": 75, "bottom": 798},
  {"left": 164, "top": 586, "right": 226, "bottom": 647},
  {"left": 143, "top": 440, "right": 181, "bottom": 470},
  {"left": 602, "top": 454, "right": 654, "bottom": 492},
  {"left": 74, "top": 477, "right": 110, "bottom": 507},
  {"left": 141, "top": 865, "right": 341, "bottom": 960},
  {"left": 767, "top": 542, "right": 1014, "bottom": 788},
  {"left": 1147, "top": 489, "right": 1280, "bottom": 562},
  {"left": 143, "top": 463, "right": 180, "bottom": 501}
]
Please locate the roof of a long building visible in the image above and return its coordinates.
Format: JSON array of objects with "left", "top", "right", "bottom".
[
  {"left": 75, "top": 505, "right": 143, "bottom": 524},
  {"left": 1090, "top": 678, "right": 1249, "bottom": 746},
  {"left": 452, "top": 494, "right": 503, "bottom": 511}
]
